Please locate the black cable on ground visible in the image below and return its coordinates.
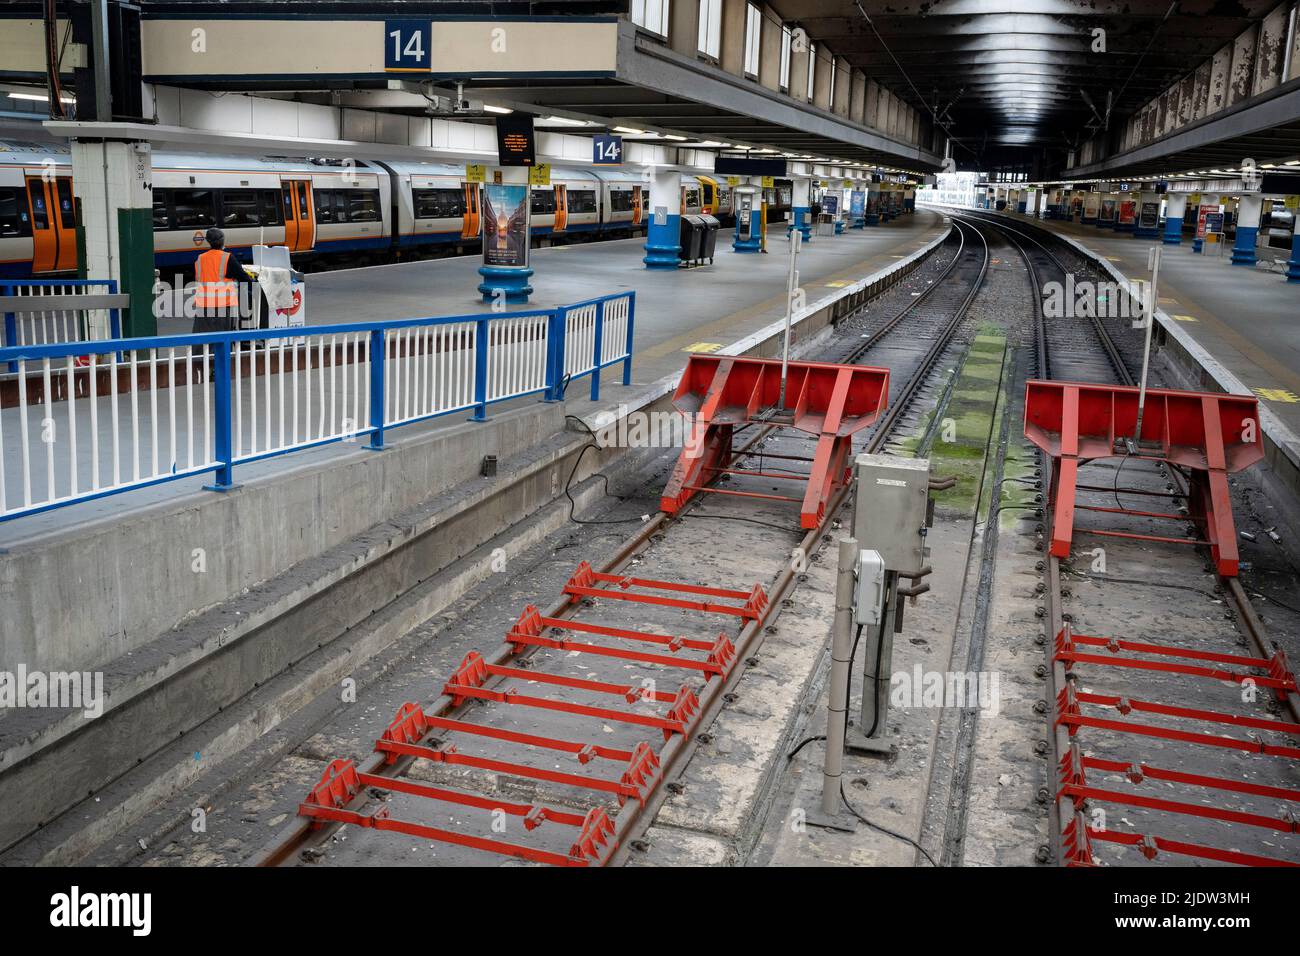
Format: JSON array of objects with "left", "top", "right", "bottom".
[
  {"left": 840, "top": 781, "right": 938, "bottom": 866},
  {"left": 562, "top": 414, "right": 645, "bottom": 526}
]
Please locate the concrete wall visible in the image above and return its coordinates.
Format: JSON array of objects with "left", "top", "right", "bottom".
[{"left": 2, "top": 404, "right": 563, "bottom": 675}]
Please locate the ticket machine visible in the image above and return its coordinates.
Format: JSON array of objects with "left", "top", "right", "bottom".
[{"left": 732, "top": 184, "right": 762, "bottom": 253}]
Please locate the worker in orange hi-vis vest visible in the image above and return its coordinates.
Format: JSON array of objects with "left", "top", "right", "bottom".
[{"left": 193, "top": 227, "right": 252, "bottom": 334}]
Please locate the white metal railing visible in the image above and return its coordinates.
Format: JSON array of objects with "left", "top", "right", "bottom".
[{"left": 0, "top": 291, "right": 635, "bottom": 522}]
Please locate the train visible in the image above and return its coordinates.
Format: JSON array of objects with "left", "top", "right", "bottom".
[{"left": 0, "top": 136, "right": 794, "bottom": 278}]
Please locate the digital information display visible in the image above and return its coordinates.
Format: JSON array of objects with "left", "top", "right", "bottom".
[{"left": 495, "top": 115, "right": 537, "bottom": 167}]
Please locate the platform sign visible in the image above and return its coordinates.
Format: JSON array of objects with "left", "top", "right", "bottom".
[
  {"left": 1188, "top": 192, "right": 1201, "bottom": 205},
  {"left": 1285, "top": 195, "right": 1300, "bottom": 210},
  {"left": 726, "top": 176, "right": 740, "bottom": 186},
  {"left": 465, "top": 164, "right": 486, "bottom": 184},
  {"left": 761, "top": 176, "right": 774, "bottom": 188},
  {"left": 385, "top": 20, "right": 432, "bottom": 72},
  {"left": 528, "top": 163, "right": 551, "bottom": 186},
  {"left": 495, "top": 114, "right": 536, "bottom": 167},
  {"left": 593, "top": 134, "right": 623, "bottom": 166}
]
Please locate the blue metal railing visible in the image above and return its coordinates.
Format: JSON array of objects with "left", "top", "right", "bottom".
[{"left": 0, "top": 290, "right": 635, "bottom": 522}]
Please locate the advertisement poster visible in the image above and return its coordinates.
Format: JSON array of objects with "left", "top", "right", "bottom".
[
  {"left": 850, "top": 190, "right": 866, "bottom": 218},
  {"left": 481, "top": 183, "right": 530, "bottom": 269},
  {"left": 823, "top": 194, "right": 839, "bottom": 216},
  {"left": 1138, "top": 201, "right": 1159, "bottom": 229},
  {"left": 1118, "top": 200, "right": 1137, "bottom": 225},
  {"left": 1099, "top": 198, "right": 1117, "bottom": 222}
]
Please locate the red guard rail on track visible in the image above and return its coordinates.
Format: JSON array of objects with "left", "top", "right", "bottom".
[
  {"left": 1023, "top": 380, "right": 1262, "bottom": 575},
  {"left": 295, "top": 561, "right": 764, "bottom": 866},
  {"left": 1053, "top": 622, "right": 1300, "bottom": 867},
  {"left": 661, "top": 354, "right": 890, "bottom": 528}
]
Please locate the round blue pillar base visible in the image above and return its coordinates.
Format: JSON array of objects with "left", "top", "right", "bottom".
[
  {"left": 1288, "top": 236, "right": 1300, "bottom": 281},
  {"left": 643, "top": 214, "right": 682, "bottom": 269},
  {"left": 477, "top": 265, "right": 534, "bottom": 303},
  {"left": 834, "top": 219, "right": 844, "bottom": 234},
  {"left": 1162, "top": 217, "right": 1183, "bottom": 245},
  {"left": 732, "top": 235, "right": 761, "bottom": 253},
  {"left": 851, "top": 218, "right": 865, "bottom": 229},
  {"left": 1017, "top": 202, "right": 1028, "bottom": 214},
  {"left": 789, "top": 206, "right": 812, "bottom": 241}
]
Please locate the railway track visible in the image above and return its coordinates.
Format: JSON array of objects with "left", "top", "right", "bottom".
[
  {"left": 991, "top": 212, "right": 1300, "bottom": 868},
  {"left": 252, "top": 218, "right": 995, "bottom": 868}
]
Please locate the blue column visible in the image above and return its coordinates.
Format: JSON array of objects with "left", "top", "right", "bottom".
[
  {"left": 1162, "top": 216, "right": 1183, "bottom": 245},
  {"left": 643, "top": 213, "right": 681, "bottom": 268},
  {"left": 1017, "top": 200, "right": 1028, "bottom": 214},
  {"left": 789, "top": 207, "right": 812, "bottom": 240},
  {"left": 1286, "top": 232, "right": 1300, "bottom": 282},
  {"left": 643, "top": 169, "right": 682, "bottom": 269},
  {"left": 1231, "top": 225, "right": 1258, "bottom": 266},
  {"left": 1231, "top": 195, "right": 1262, "bottom": 267}
]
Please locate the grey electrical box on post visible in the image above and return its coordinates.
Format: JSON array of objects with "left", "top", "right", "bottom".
[{"left": 852, "top": 454, "right": 931, "bottom": 574}]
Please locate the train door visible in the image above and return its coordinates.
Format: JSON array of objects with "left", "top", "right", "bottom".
[
  {"left": 553, "top": 184, "right": 568, "bottom": 233},
  {"left": 282, "top": 182, "right": 299, "bottom": 250},
  {"left": 53, "top": 177, "right": 77, "bottom": 271},
  {"left": 25, "top": 176, "right": 58, "bottom": 274},
  {"left": 632, "top": 185, "right": 643, "bottom": 225},
  {"left": 293, "top": 180, "right": 315, "bottom": 252},
  {"left": 461, "top": 182, "right": 479, "bottom": 240}
]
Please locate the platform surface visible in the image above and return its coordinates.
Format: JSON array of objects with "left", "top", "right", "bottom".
[{"left": 2, "top": 214, "right": 946, "bottom": 542}]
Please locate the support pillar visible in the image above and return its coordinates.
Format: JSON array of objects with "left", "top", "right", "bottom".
[
  {"left": 1231, "top": 193, "right": 1262, "bottom": 266},
  {"left": 70, "top": 138, "right": 156, "bottom": 337},
  {"left": 477, "top": 167, "right": 534, "bottom": 302},
  {"left": 789, "top": 176, "right": 812, "bottom": 241},
  {"left": 1163, "top": 192, "right": 1187, "bottom": 245},
  {"left": 1287, "top": 207, "right": 1300, "bottom": 282},
  {"left": 643, "top": 168, "right": 682, "bottom": 269},
  {"left": 865, "top": 184, "right": 881, "bottom": 225}
]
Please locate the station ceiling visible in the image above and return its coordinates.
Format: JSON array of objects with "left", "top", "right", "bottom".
[{"left": 766, "top": 0, "right": 1285, "bottom": 161}]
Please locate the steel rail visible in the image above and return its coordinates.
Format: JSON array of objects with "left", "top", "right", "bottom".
[
  {"left": 254, "top": 219, "right": 990, "bottom": 868},
  {"left": 980, "top": 210, "right": 1299, "bottom": 866}
]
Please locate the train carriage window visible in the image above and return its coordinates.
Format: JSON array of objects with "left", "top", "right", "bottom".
[
  {"left": 566, "top": 190, "right": 597, "bottom": 214},
  {"left": 683, "top": 188, "right": 700, "bottom": 208},
  {"left": 413, "top": 188, "right": 466, "bottom": 220},
  {"left": 283, "top": 184, "right": 294, "bottom": 220},
  {"left": 259, "top": 190, "right": 284, "bottom": 226},
  {"left": 701, "top": 183, "right": 715, "bottom": 205},
  {"left": 314, "top": 188, "right": 336, "bottom": 223},
  {"left": 0, "top": 188, "right": 31, "bottom": 238},
  {"left": 152, "top": 190, "right": 171, "bottom": 230},
  {"left": 171, "top": 189, "right": 216, "bottom": 229},
  {"left": 608, "top": 189, "right": 633, "bottom": 213},
  {"left": 218, "top": 189, "right": 260, "bottom": 228},
  {"left": 530, "top": 190, "right": 556, "bottom": 215},
  {"left": 55, "top": 179, "right": 75, "bottom": 229},
  {"left": 346, "top": 190, "right": 381, "bottom": 223}
]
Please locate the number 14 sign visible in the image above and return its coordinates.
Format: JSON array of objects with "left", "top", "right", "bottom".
[
  {"left": 593, "top": 134, "right": 623, "bottom": 166},
  {"left": 385, "top": 20, "right": 431, "bottom": 72}
]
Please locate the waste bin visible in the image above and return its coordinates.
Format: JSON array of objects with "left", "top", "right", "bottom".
[
  {"left": 697, "top": 214, "right": 720, "bottom": 263},
  {"left": 678, "top": 215, "right": 704, "bottom": 265}
]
